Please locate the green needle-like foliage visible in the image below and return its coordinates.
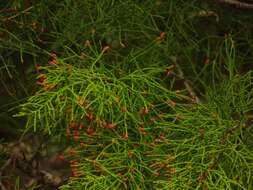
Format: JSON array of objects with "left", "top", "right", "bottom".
[
  {"left": 16, "top": 49, "right": 253, "bottom": 189},
  {"left": 1, "top": 0, "right": 253, "bottom": 189}
]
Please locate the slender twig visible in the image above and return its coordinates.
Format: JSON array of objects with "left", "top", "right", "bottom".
[
  {"left": 170, "top": 56, "right": 201, "bottom": 104},
  {"left": 188, "top": 10, "right": 219, "bottom": 22},
  {"left": 2, "top": 6, "right": 33, "bottom": 22},
  {"left": 0, "top": 8, "right": 18, "bottom": 14},
  {"left": 216, "top": 0, "right": 253, "bottom": 10},
  {"left": 0, "top": 158, "right": 12, "bottom": 190},
  {"left": 0, "top": 182, "right": 7, "bottom": 190},
  {"left": 0, "top": 158, "right": 12, "bottom": 172}
]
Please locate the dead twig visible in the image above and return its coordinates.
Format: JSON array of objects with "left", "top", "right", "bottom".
[
  {"left": 188, "top": 10, "right": 219, "bottom": 22},
  {"left": 170, "top": 56, "right": 201, "bottom": 104},
  {"left": 0, "top": 182, "right": 7, "bottom": 190},
  {"left": 1, "top": 6, "right": 33, "bottom": 22},
  {"left": 0, "top": 158, "right": 12, "bottom": 190},
  {"left": 216, "top": 0, "right": 253, "bottom": 10}
]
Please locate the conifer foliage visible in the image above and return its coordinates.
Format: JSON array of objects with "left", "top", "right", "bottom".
[{"left": 1, "top": 0, "right": 253, "bottom": 189}]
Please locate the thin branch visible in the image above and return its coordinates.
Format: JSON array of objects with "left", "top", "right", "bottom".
[
  {"left": 188, "top": 10, "right": 219, "bottom": 22},
  {"left": 0, "top": 182, "right": 7, "bottom": 190},
  {"left": 216, "top": 0, "right": 253, "bottom": 10},
  {"left": 2, "top": 6, "right": 33, "bottom": 22},
  {"left": 0, "top": 158, "right": 12, "bottom": 190},
  {"left": 170, "top": 56, "right": 201, "bottom": 104}
]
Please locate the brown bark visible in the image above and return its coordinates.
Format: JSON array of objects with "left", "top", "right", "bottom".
[{"left": 216, "top": 0, "right": 253, "bottom": 9}]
